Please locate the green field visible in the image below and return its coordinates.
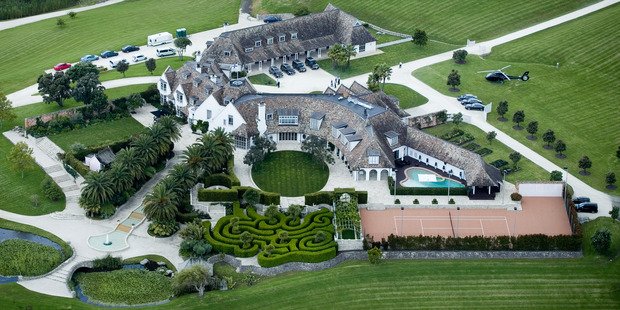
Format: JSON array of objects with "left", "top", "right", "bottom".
[
  {"left": 251, "top": 151, "right": 329, "bottom": 197},
  {"left": 48, "top": 116, "right": 145, "bottom": 151},
  {"left": 104, "top": 84, "right": 153, "bottom": 100},
  {"left": 382, "top": 83, "right": 427, "bottom": 109},
  {"left": 248, "top": 73, "right": 276, "bottom": 86},
  {"left": 252, "top": 0, "right": 596, "bottom": 44},
  {"left": 99, "top": 57, "right": 192, "bottom": 82},
  {"left": 414, "top": 5, "right": 620, "bottom": 193},
  {"left": 0, "top": 0, "right": 239, "bottom": 93},
  {"left": 423, "top": 123, "right": 548, "bottom": 184}
]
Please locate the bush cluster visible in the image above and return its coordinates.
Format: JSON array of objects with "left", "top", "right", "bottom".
[
  {"left": 197, "top": 186, "right": 281, "bottom": 205},
  {"left": 40, "top": 177, "right": 64, "bottom": 201},
  {"left": 388, "top": 177, "right": 468, "bottom": 196},
  {"left": 92, "top": 255, "right": 122, "bottom": 272},
  {"left": 304, "top": 188, "right": 369, "bottom": 205},
  {"left": 28, "top": 107, "right": 129, "bottom": 138}
]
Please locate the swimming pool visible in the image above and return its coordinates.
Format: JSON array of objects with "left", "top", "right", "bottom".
[{"left": 400, "top": 167, "right": 465, "bottom": 188}]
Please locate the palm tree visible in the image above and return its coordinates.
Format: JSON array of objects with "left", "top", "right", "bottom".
[
  {"left": 343, "top": 44, "right": 357, "bottom": 67},
  {"left": 157, "top": 116, "right": 181, "bottom": 142},
  {"left": 149, "top": 124, "right": 173, "bottom": 157},
  {"left": 211, "top": 127, "right": 235, "bottom": 159},
  {"left": 115, "top": 148, "right": 146, "bottom": 181},
  {"left": 199, "top": 133, "right": 227, "bottom": 172},
  {"left": 107, "top": 164, "right": 133, "bottom": 194},
  {"left": 131, "top": 134, "right": 159, "bottom": 166},
  {"left": 81, "top": 171, "right": 115, "bottom": 205},
  {"left": 170, "top": 163, "right": 197, "bottom": 191},
  {"left": 183, "top": 144, "right": 208, "bottom": 175},
  {"left": 373, "top": 63, "right": 392, "bottom": 90},
  {"left": 143, "top": 182, "right": 178, "bottom": 223}
]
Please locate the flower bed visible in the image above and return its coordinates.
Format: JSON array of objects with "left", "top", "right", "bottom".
[{"left": 475, "top": 147, "right": 493, "bottom": 157}]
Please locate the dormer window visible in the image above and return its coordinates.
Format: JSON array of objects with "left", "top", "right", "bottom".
[
  {"left": 368, "top": 156, "right": 379, "bottom": 165},
  {"left": 255, "top": 40, "right": 261, "bottom": 47},
  {"left": 385, "top": 131, "right": 399, "bottom": 146},
  {"left": 159, "top": 81, "right": 167, "bottom": 91},
  {"left": 176, "top": 92, "right": 183, "bottom": 102},
  {"left": 279, "top": 35, "right": 286, "bottom": 42},
  {"left": 291, "top": 32, "right": 298, "bottom": 39},
  {"left": 224, "top": 50, "right": 231, "bottom": 56},
  {"left": 245, "top": 47, "right": 254, "bottom": 53},
  {"left": 267, "top": 37, "right": 273, "bottom": 45}
]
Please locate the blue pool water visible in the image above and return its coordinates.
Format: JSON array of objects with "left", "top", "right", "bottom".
[{"left": 400, "top": 168, "right": 465, "bottom": 188}]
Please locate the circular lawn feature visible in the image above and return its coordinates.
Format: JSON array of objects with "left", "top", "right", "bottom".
[{"left": 251, "top": 151, "right": 329, "bottom": 197}]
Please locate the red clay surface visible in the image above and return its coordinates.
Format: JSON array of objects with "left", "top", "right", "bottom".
[{"left": 361, "top": 197, "right": 572, "bottom": 240}]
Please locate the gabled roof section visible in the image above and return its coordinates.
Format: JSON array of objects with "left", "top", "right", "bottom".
[
  {"left": 96, "top": 147, "right": 115, "bottom": 165},
  {"left": 311, "top": 111, "right": 326, "bottom": 120}
]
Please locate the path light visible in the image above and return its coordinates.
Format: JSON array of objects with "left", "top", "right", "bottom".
[{"left": 400, "top": 206, "right": 404, "bottom": 236}]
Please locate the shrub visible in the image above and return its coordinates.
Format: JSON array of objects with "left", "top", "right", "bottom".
[
  {"left": 591, "top": 228, "right": 611, "bottom": 255},
  {"left": 92, "top": 255, "right": 122, "bottom": 272},
  {"left": 148, "top": 221, "right": 179, "bottom": 237},
  {"left": 63, "top": 152, "right": 90, "bottom": 177},
  {"left": 413, "top": 199, "right": 419, "bottom": 204},
  {"left": 30, "top": 194, "right": 40, "bottom": 207},
  {"left": 449, "top": 198, "right": 455, "bottom": 204},
  {"left": 260, "top": 191, "right": 280, "bottom": 205},
  {"left": 198, "top": 188, "right": 238, "bottom": 202},
  {"left": 367, "top": 247, "right": 382, "bottom": 264},
  {"left": 41, "top": 177, "right": 64, "bottom": 201},
  {"left": 394, "top": 199, "right": 401, "bottom": 204},
  {"left": 203, "top": 173, "right": 233, "bottom": 188},
  {"left": 475, "top": 148, "right": 493, "bottom": 157},
  {"left": 510, "top": 193, "right": 522, "bottom": 201},
  {"left": 179, "top": 239, "right": 212, "bottom": 259},
  {"left": 432, "top": 198, "right": 438, "bottom": 204},
  {"left": 490, "top": 159, "right": 508, "bottom": 168},
  {"left": 610, "top": 206, "right": 619, "bottom": 220},
  {"left": 357, "top": 191, "right": 368, "bottom": 204},
  {"left": 305, "top": 191, "right": 333, "bottom": 205},
  {"left": 384, "top": 234, "right": 581, "bottom": 251}
]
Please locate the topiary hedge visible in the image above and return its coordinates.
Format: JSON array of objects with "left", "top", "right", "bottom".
[
  {"left": 260, "top": 190, "right": 281, "bottom": 205},
  {"left": 304, "top": 189, "right": 369, "bottom": 205},
  {"left": 204, "top": 173, "right": 233, "bottom": 188},
  {"left": 197, "top": 188, "right": 238, "bottom": 202},
  {"left": 227, "top": 158, "right": 241, "bottom": 186}
]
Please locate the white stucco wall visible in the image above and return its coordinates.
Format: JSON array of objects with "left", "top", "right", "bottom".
[{"left": 518, "top": 183, "right": 563, "bottom": 197}]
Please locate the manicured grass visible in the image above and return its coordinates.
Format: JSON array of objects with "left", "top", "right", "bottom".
[
  {"left": 318, "top": 40, "right": 458, "bottom": 79},
  {"left": 251, "top": 151, "right": 329, "bottom": 197},
  {"left": 0, "top": 239, "right": 62, "bottom": 276},
  {"left": 1, "top": 258, "right": 618, "bottom": 308},
  {"left": 48, "top": 116, "right": 145, "bottom": 151},
  {"left": 213, "top": 262, "right": 263, "bottom": 289},
  {"left": 582, "top": 217, "right": 620, "bottom": 257},
  {"left": 382, "top": 83, "right": 427, "bottom": 109},
  {"left": 0, "top": 218, "right": 72, "bottom": 258},
  {"left": 248, "top": 73, "right": 276, "bottom": 86},
  {"left": 366, "top": 27, "right": 402, "bottom": 45},
  {"left": 422, "top": 123, "right": 549, "bottom": 184},
  {"left": 253, "top": 0, "right": 597, "bottom": 44},
  {"left": 0, "top": 0, "right": 240, "bottom": 93},
  {"left": 75, "top": 269, "right": 172, "bottom": 305},
  {"left": 414, "top": 6, "right": 620, "bottom": 193},
  {"left": 99, "top": 57, "right": 192, "bottom": 82},
  {"left": 123, "top": 254, "right": 177, "bottom": 272},
  {"left": 104, "top": 84, "right": 154, "bottom": 100}
]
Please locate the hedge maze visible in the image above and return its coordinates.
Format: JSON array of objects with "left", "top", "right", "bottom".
[{"left": 204, "top": 204, "right": 337, "bottom": 267}]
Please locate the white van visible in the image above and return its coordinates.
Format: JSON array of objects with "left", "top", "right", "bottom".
[
  {"left": 156, "top": 48, "right": 175, "bottom": 57},
  {"left": 147, "top": 32, "right": 173, "bottom": 46}
]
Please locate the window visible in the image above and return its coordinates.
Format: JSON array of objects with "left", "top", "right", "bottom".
[
  {"left": 310, "top": 118, "right": 320, "bottom": 130},
  {"left": 279, "top": 35, "right": 286, "bottom": 42},
  {"left": 255, "top": 40, "right": 261, "bottom": 47},
  {"left": 278, "top": 115, "right": 298, "bottom": 125},
  {"left": 368, "top": 156, "right": 379, "bottom": 165},
  {"left": 235, "top": 136, "right": 247, "bottom": 149},
  {"left": 159, "top": 81, "right": 167, "bottom": 91},
  {"left": 267, "top": 37, "right": 274, "bottom": 45},
  {"left": 358, "top": 44, "right": 366, "bottom": 52},
  {"left": 266, "top": 113, "right": 273, "bottom": 120},
  {"left": 224, "top": 50, "right": 231, "bottom": 56},
  {"left": 291, "top": 32, "right": 298, "bottom": 39},
  {"left": 245, "top": 47, "right": 254, "bottom": 52},
  {"left": 207, "top": 110, "right": 212, "bottom": 119},
  {"left": 177, "top": 92, "right": 183, "bottom": 101},
  {"left": 279, "top": 132, "right": 298, "bottom": 141},
  {"left": 228, "top": 115, "right": 234, "bottom": 126}
]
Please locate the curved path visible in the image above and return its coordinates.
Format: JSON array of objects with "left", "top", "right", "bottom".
[{"left": 0, "top": 0, "right": 125, "bottom": 31}]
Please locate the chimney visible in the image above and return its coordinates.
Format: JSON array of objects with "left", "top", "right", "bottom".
[{"left": 257, "top": 102, "right": 267, "bottom": 135}]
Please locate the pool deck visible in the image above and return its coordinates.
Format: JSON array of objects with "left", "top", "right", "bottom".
[{"left": 400, "top": 166, "right": 466, "bottom": 188}]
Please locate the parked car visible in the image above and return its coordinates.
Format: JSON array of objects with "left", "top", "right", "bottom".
[
  {"left": 269, "top": 66, "right": 284, "bottom": 78},
  {"left": 109, "top": 59, "right": 128, "bottom": 68},
  {"left": 292, "top": 60, "right": 306, "bottom": 72},
  {"left": 575, "top": 202, "right": 598, "bottom": 213},
  {"left": 465, "top": 102, "right": 485, "bottom": 110},
  {"left": 121, "top": 45, "right": 140, "bottom": 53},
  {"left": 132, "top": 54, "right": 147, "bottom": 62},
  {"left": 461, "top": 97, "right": 483, "bottom": 105},
  {"left": 572, "top": 197, "right": 591, "bottom": 204},
  {"left": 280, "top": 63, "right": 296, "bottom": 75},
  {"left": 305, "top": 57, "right": 320, "bottom": 70},
  {"left": 100, "top": 50, "right": 119, "bottom": 58},
  {"left": 80, "top": 54, "right": 99, "bottom": 62},
  {"left": 53, "top": 63, "right": 72, "bottom": 71},
  {"left": 263, "top": 16, "right": 282, "bottom": 23},
  {"left": 156, "top": 48, "right": 175, "bottom": 57},
  {"left": 457, "top": 93, "right": 477, "bottom": 101}
]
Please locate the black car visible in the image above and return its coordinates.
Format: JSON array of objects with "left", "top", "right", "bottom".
[
  {"left": 457, "top": 94, "right": 477, "bottom": 101},
  {"left": 100, "top": 50, "right": 119, "bottom": 58},
  {"left": 575, "top": 202, "right": 598, "bottom": 213},
  {"left": 291, "top": 60, "right": 306, "bottom": 72},
  {"left": 263, "top": 16, "right": 282, "bottom": 23},
  {"left": 269, "top": 66, "right": 283, "bottom": 78},
  {"left": 305, "top": 57, "right": 320, "bottom": 70},
  {"left": 572, "top": 196, "right": 590, "bottom": 204},
  {"left": 465, "top": 102, "right": 485, "bottom": 110},
  {"left": 280, "top": 63, "right": 295, "bottom": 75},
  {"left": 121, "top": 45, "right": 140, "bottom": 53},
  {"left": 461, "top": 97, "right": 483, "bottom": 105}
]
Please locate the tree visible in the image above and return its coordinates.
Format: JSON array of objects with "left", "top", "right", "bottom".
[
  {"left": 38, "top": 72, "right": 71, "bottom": 107},
  {"left": 143, "top": 183, "right": 178, "bottom": 224},
  {"left": 368, "top": 247, "right": 382, "bottom": 264},
  {"left": 81, "top": 171, "right": 114, "bottom": 205},
  {"left": 66, "top": 62, "right": 99, "bottom": 82},
  {"left": 578, "top": 156, "right": 592, "bottom": 175},
  {"left": 591, "top": 228, "right": 611, "bottom": 255},
  {"left": 372, "top": 63, "right": 392, "bottom": 90},
  {"left": 278, "top": 231, "right": 290, "bottom": 243},
  {"left": 497, "top": 100, "right": 509, "bottom": 121},
  {"left": 116, "top": 61, "right": 129, "bottom": 77},
  {"left": 509, "top": 152, "right": 522, "bottom": 169},
  {"left": 542, "top": 129, "right": 556, "bottom": 149},
  {"left": 550, "top": 170, "right": 563, "bottom": 181},
  {"left": 301, "top": 135, "right": 334, "bottom": 165},
  {"left": 7, "top": 142, "right": 35, "bottom": 178},
  {"left": 174, "top": 37, "right": 193, "bottom": 60},
  {"left": 452, "top": 49, "right": 468, "bottom": 64},
  {"left": 242, "top": 188, "right": 260, "bottom": 206},
  {"left": 240, "top": 231, "right": 254, "bottom": 249},
  {"left": 0, "top": 92, "right": 16, "bottom": 129},
  {"left": 610, "top": 206, "right": 619, "bottom": 220},
  {"left": 605, "top": 172, "right": 616, "bottom": 189},
  {"left": 126, "top": 93, "right": 144, "bottom": 112},
  {"left": 486, "top": 131, "right": 497, "bottom": 144},
  {"left": 72, "top": 72, "right": 104, "bottom": 105},
  {"left": 412, "top": 29, "right": 428, "bottom": 47},
  {"left": 526, "top": 121, "right": 538, "bottom": 139},
  {"left": 56, "top": 18, "right": 65, "bottom": 27},
  {"left": 342, "top": 44, "right": 357, "bottom": 67},
  {"left": 131, "top": 134, "right": 159, "bottom": 166},
  {"left": 436, "top": 110, "right": 448, "bottom": 124},
  {"left": 107, "top": 164, "right": 133, "bottom": 194},
  {"left": 446, "top": 69, "right": 460, "bottom": 91},
  {"left": 554, "top": 140, "right": 567, "bottom": 158},
  {"left": 366, "top": 72, "right": 380, "bottom": 92},
  {"left": 243, "top": 135, "right": 276, "bottom": 166},
  {"left": 145, "top": 58, "right": 157, "bottom": 75},
  {"left": 183, "top": 144, "right": 208, "bottom": 174},
  {"left": 451, "top": 112, "right": 463, "bottom": 128},
  {"left": 264, "top": 205, "right": 280, "bottom": 224},
  {"left": 294, "top": 6, "right": 310, "bottom": 16},
  {"left": 314, "top": 231, "right": 327, "bottom": 243},
  {"left": 169, "top": 164, "right": 197, "bottom": 193},
  {"left": 287, "top": 204, "right": 303, "bottom": 224},
  {"left": 512, "top": 110, "right": 525, "bottom": 129},
  {"left": 114, "top": 147, "right": 146, "bottom": 181},
  {"left": 68, "top": 11, "right": 77, "bottom": 19},
  {"left": 327, "top": 44, "right": 346, "bottom": 68},
  {"left": 172, "top": 264, "right": 214, "bottom": 297}
]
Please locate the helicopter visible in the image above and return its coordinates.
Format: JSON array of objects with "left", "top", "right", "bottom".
[{"left": 478, "top": 65, "right": 529, "bottom": 83}]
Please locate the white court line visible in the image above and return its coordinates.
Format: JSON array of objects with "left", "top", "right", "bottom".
[
  {"left": 505, "top": 219, "right": 512, "bottom": 237},
  {"left": 480, "top": 219, "right": 485, "bottom": 236},
  {"left": 420, "top": 219, "right": 424, "bottom": 235}
]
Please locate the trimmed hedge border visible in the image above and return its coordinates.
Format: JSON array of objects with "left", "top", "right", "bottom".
[
  {"left": 304, "top": 188, "right": 369, "bottom": 205},
  {"left": 388, "top": 177, "right": 468, "bottom": 196},
  {"left": 197, "top": 186, "right": 281, "bottom": 205}
]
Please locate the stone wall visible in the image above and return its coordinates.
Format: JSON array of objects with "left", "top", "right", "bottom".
[
  {"left": 24, "top": 106, "right": 83, "bottom": 129},
  {"left": 407, "top": 110, "right": 446, "bottom": 129}
]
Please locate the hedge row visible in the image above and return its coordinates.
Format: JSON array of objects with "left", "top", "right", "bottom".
[
  {"left": 388, "top": 177, "right": 468, "bottom": 196},
  {"left": 62, "top": 153, "right": 90, "bottom": 177},
  {"left": 204, "top": 173, "right": 235, "bottom": 188},
  {"left": 304, "top": 188, "right": 368, "bottom": 205},
  {"left": 197, "top": 186, "right": 281, "bottom": 205},
  {"left": 226, "top": 158, "right": 241, "bottom": 186},
  {"left": 257, "top": 247, "right": 337, "bottom": 268},
  {"left": 71, "top": 136, "right": 133, "bottom": 161},
  {"left": 364, "top": 233, "right": 581, "bottom": 251}
]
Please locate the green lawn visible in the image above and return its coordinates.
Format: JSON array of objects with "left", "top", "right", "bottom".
[
  {"left": 422, "top": 123, "right": 549, "bottom": 184},
  {"left": 582, "top": 217, "right": 620, "bottom": 257},
  {"left": 248, "top": 73, "right": 276, "bottom": 86},
  {"left": 0, "top": 239, "right": 62, "bottom": 276},
  {"left": 366, "top": 27, "right": 402, "bottom": 45},
  {"left": 104, "top": 84, "right": 154, "bottom": 100},
  {"left": 318, "top": 40, "right": 459, "bottom": 79},
  {"left": 47, "top": 116, "right": 145, "bottom": 151},
  {"left": 75, "top": 269, "right": 172, "bottom": 305},
  {"left": 414, "top": 5, "right": 620, "bottom": 193},
  {"left": 251, "top": 151, "right": 329, "bottom": 197},
  {"left": 382, "top": 83, "right": 427, "bottom": 109},
  {"left": 123, "top": 254, "right": 177, "bottom": 272},
  {"left": 252, "top": 0, "right": 596, "bottom": 44},
  {"left": 99, "top": 57, "right": 192, "bottom": 82},
  {"left": 0, "top": 0, "right": 239, "bottom": 93}
]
